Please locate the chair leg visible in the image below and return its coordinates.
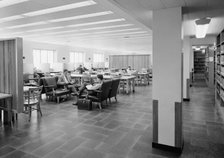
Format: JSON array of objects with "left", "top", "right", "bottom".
[
  {"left": 57, "top": 97, "right": 60, "bottom": 103},
  {"left": 115, "top": 96, "right": 117, "bottom": 102},
  {"left": 109, "top": 98, "right": 111, "bottom": 104},
  {"left": 99, "top": 102, "right": 102, "bottom": 110},
  {"left": 38, "top": 103, "right": 42, "bottom": 116},
  {"left": 28, "top": 106, "right": 31, "bottom": 121}
]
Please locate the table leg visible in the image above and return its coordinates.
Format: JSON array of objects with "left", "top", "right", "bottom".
[
  {"left": 126, "top": 80, "right": 130, "bottom": 94},
  {"left": 4, "top": 98, "right": 12, "bottom": 125},
  {"left": 132, "top": 79, "right": 135, "bottom": 92}
]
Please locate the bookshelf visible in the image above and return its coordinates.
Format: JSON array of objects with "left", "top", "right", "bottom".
[
  {"left": 204, "top": 47, "right": 214, "bottom": 88},
  {"left": 194, "top": 51, "right": 205, "bottom": 81},
  {"left": 215, "top": 29, "right": 224, "bottom": 120}
]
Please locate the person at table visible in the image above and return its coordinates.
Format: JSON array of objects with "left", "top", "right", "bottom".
[
  {"left": 127, "top": 66, "right": 132, "bottom": 74},
  {"left": 73, "top": 74, "right": 104, "bottom": 105},
  {"left": 76, "top": 65, "right": 85, "bottom": 74},
  {"left": 57, "top": 69, "right": 78, "bottom": 95}
]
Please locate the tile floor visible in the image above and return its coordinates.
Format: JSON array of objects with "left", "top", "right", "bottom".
[{"left": 0, "top": 83, "right": 224, "bottom": 158}]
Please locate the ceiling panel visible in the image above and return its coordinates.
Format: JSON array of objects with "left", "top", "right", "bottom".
[
  {"left": 162, "top": 0, "right": 186, "bottom": 8},
  {"left": 0, "top": 0, "right": 152, "bottom": 53}
]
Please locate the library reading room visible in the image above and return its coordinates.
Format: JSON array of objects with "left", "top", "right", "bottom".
[{"left": 0, "top": 0, "right": 224, "bottom": 158}]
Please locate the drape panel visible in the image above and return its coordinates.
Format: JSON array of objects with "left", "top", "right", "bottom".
[
  {"left": 0, "top": 38, "right": 23, "bottom": 113},
  {"left": 109, "top": 54, "right": 151, "bottom": 71}
]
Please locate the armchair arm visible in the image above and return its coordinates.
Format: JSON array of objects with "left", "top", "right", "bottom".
[
  {"left": 44, "top": 85, "right": 56, "bottom": 93},
  {"left": 86, "top": 89, "right": 102, "bottom": 93}
]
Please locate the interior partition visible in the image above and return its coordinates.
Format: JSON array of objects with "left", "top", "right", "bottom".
[{"left": 0, "top": 38, "right": 23, "bottom": 114}]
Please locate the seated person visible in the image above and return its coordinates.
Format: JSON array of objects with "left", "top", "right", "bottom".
[
  {"left": 127, "top": 66, "right": 132, "bottom": 74},
  {"left": 76, "top": 65, "right": 85, "bottom": 74},
  {"left": 57, "top": 69, "right": 78, "bottom": 95},
  {"left": 67, "top": 71, "right": 75, "bottom": 84},
  {"left": 73, "top": 74, "right": 104, "bottom": 105}
]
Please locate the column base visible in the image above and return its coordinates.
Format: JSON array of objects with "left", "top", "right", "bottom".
[
  {"left": 183, "top": 98, "right": 190, "bottom": 101},
  {"left": 152, "top": 142, "right": 184, "bottom": 154}
]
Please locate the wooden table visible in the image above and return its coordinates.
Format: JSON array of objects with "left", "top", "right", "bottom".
[
  {"left": 0, "top": 93, "right": 13, "bottom": 124},
  {"left": 137, "top": 72, "right": 150, "bottom": 85},
  {"left": 71, "top": 74, "right": 113, "bottom": 84},
  {"left": 120, "top": 75, "right": 136, "bottom": 94},
  {"left": 24, "top": 86, "right": 38, "bottom": 92}
]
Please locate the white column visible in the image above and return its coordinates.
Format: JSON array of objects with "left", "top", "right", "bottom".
[
  {"left": 152, "top": 7, "right": 183, "bottom": 152},
  {"left": 183, "top": 37, "right": 191, "bottom": 100}
]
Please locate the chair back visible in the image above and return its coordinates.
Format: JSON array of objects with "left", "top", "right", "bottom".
[
  {"left": 109, "top": 79, "right": 120, "bottom": 98},
  {"left": 43, "top": 77, "right": 57, "bottom": 87},
  {"left": 99, "top": 80, "right": 112, "bottom": 101},
  {"left": 42, "top": 77, "right": 57, "bottom": 93},
  {"left": 24, "top": 86, "right": 43, "bottom": 105},
  {"left": 82, "top": 73, "right": 93, "bottom": 84}
]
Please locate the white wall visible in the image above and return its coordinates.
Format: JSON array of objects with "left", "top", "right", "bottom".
[
  {"left": 190, "top": 35, "right": 216, "bottom": 46},
  {"left": 23, "top": 39, "right": 111, "bottom": 66}
]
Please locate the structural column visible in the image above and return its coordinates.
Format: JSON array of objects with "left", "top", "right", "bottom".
[
  {"left": 183, "top": 37, "right": 191, "bottom": 100},
  {"left": 152, "top": 7, "right": 183, "bottom": 152}
]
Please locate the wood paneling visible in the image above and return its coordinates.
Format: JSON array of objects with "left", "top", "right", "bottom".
[
  {"left": 0, "top": 38, "right": 23, "bottom": 113},
  {"left": 175, "top": 102, "right": 183, "bottom": 148},
  {"left": 153, "top": 100, "right": 158, "bottom": 143},
  {"left": 109, "top": 54, "right": 151, "bottom": 71}
]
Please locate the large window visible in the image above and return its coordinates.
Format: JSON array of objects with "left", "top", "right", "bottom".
[
  {"left": 33, "top": 49, "right": 56, "bottom": 68},
  {"left": 93, "top": 53, "right": 104, "bottom": 63},
  {"left": 70, "top": 52, "right": 84, "bottom": 63}
]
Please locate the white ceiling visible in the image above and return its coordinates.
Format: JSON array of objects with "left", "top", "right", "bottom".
[
  {"left": 110, "top": 0, "right": 224, "bottom": 37},
  {"left": 0, "top": 0, "right": 152, "bottom": 54},
  {"left": 1, "top": 0, "right": 224, "bottom": 53}
]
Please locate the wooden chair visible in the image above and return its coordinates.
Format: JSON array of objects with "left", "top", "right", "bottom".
[
  {"left": 42, "top": 77, "right": 70, "bottom": 103},
  {"left": 23, "top": 86, "right": 43, "bottom": 121}
]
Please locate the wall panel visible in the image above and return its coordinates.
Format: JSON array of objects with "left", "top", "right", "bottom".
[{"left": 0, "top": 38, "right": 23, "bottom": 113}]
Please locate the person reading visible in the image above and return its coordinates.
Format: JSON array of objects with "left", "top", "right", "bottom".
[
  {"left": 73, "top": 74, "right": 104, "bottom": 105},
  {"left": 57, "top": 69, "right": 78, "bottom": 95}
]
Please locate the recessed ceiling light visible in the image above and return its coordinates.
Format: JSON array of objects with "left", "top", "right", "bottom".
[
  {"left": 57, "top": 30, "right": 147, "bottom": 38},
  {"left": 26, "top": 26, "right": 65, "bottom": 32},
  {"left": 6, "top": 21, "right": 47, "bottom": 29},
  {"left": 67, "top": 18, "right": 126, "bottom": 28},
  {"left": 49, "top": 11, "right": 113, "bottom": 23},
  {"left": 0, "top": 0, "right": 29, "bottom": 8},
  {"left": 81, "top": 24, "right": 133, "bottom": 31},
  {"left": 45, "top": 30, "right": 79, "bottom": 35},
  {"left": 22, "top": 0, "right": 96, "bottom": 17},
  {"left": 0, "top": 15, "right": 25, "bottom": 23},
  {"left": 45, "top": 28, "right": 139, "bottom": 36},
  {"left": 95, "top": 28, "right": 141, "bottom": 34}
]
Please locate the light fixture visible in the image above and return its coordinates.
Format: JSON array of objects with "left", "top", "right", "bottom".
[
  {"left": 67, "top": 18, "right": 126, "bottom": 28},
  {"left": 57, "top": 30, "right": 148, "bottom": 38},
  {"left": 95, "top": 28, "right": 141, "bottom": 34},
  {"left": 6, "top": 21, "right": 47, "bottom": 29},
  {"left": 49, "top": 11, "right": 113, "bottom": 23},
  {"left": 81, "top": 24, "right": 133, "bottom": 31},
  {"left": 195, "top": 17, "right": 211, "bottom": 38},
  {"left": 26, "top": 26, "right": 65, "bottom": 32},
  {"left": 0, "top": 15, "right": 25, "bottom": 23},
  {"left": 22, "top": 0, "right": 96, "bottom": 17},
  {"left": 44, "top": 30, "right": 79, "bottom": 35},
  {"left": 0, "top": 0, "right": 29, "bottom": 8}
]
